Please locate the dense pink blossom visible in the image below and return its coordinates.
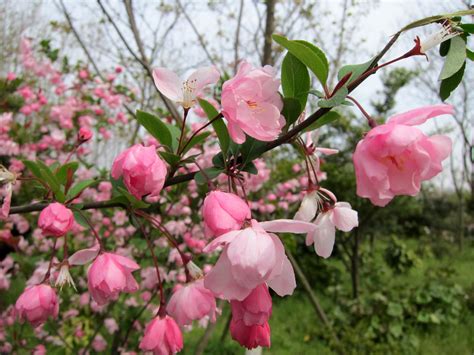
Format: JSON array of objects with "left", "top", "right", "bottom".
[
  {"left": 139, "top": 315, "right": 183, "bottom": 355},
  {"left": 87, "top": 253, "right": 140, "bottom": 305},
  {"left": 153, "top": 66, "right": 220, "bottom": 108},
  {"left": 353, "top": 104, "right": 453, "bottom": 206},
  {"left": 202, "top": 191, "right": 250, "bottom": 237},
  {"left": 167, "top": 279, "right": 216, "bottom": 326},
  {"left": 221, "top": 60, "right": 284, "bottom": 143},
  {"left": 111, "top": 144, "right": 167, "bottom": 200},
  {"left": 38, "top": 203, "right": 74, "bottom": 237},
  {"left": 15, "top": 284, "right": 59, "bottom": 327}
]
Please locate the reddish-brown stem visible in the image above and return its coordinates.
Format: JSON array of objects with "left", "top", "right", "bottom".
[
  {"left": 177, "top": 108, "right": 190, "bottom": 155},
  {"left": 41, "top": 238, "right": 58, "bottom": 284},
  {"left": 346, "top": 96, "right": 377, "bottom": 128},
  {"left": 134, "top": 215, "right": 166, "bottom": 315},
  {"left": 75, "top": 209, "right": 105, "bottom": 251},
  {"left": 135, "top": 210, "right": 191, "bottom": 282},
  {"left": 178, "top": 112, "right": 223, "bottom": 155}
]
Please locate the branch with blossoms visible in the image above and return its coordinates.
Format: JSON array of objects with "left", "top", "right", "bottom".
[{"left": 1, "top": 8, "right": 473, "bottom": 353}]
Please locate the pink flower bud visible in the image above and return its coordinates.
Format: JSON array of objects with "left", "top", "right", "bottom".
[
  {"left": 77, "top": 127, "right": 93, "bottom": 142},
  {"left": 230, "top": 284, "right": 272, "bottom": 326},
  {"left": 139, "top": 315, "right": 183, "bottom": 354},
  {"left": 202, "top": 191, "right": 250, "bottom": 237},
  {"left": 6, "top": 72, "right": 16, "bottom": 81},
  {"left": 87, "top": 253, "right": 140, "bottom": 305},
  {"left": 15, "top": 284, "right": 59, "bottom": 327},
  {"left": 167, "top": 279, "right": 216, "bottom": 326},
  {"left": 38, "top": 203, "right": 74, "bottom": 237},
  {"left": 111, "top": 144, "right": 167, "bottom": 200},
  {"left": 230, "top": 318, "right": 271, "bottom": 349}
]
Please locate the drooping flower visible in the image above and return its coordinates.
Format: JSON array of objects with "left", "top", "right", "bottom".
[
  {"left": 202, "top": 191, "right": 251, "bottom": 237},
  {"left": 204, "top": 219, "right": 314, "bottom": 301},
  {"left": 306, "top": 202, "right": 358, "bottom": 258},
  {"left": 230, "top": 284, "right": 272, "bottom": 326},
  {"left": 77, "top": 127, "right": 93, "bottom": 142},
  {"left": 38, "top": 202, "right": 74, "bottom": 237},
  {"left": 221, "top": 60, "right": 284, "bottom": 143},
  {"left": 15, "top": 284, "right": 59, "bottom": 327},
  {"left": 55, "top": 263, "right": 76, "bottom": 291},
  {"left": 230, "top": 318, "right": 271, "bottom": 349},
  {"left": 152, "top": 66, "right": 220, "bottom": 108},
  {"left": 0, "top": 165, "right": 16, "bottom": 220},
  {"left": 353, "top": 104, "right": 454, "bottom": 207},
  {"left": 111, "top": 144, "right": 167, "bottom": 200},
  {"left": 139, "top": 315, "right": 183, "bottom": 355},
  {"left": 87, "top": 252, "right": 140, "bottom": 305},
  {"left": 167, "top": 279, "right": 217, "bottom": 326}
]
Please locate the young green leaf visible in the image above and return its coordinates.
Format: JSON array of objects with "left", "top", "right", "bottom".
[
  {"left": 317, "top": 87, "right": 349, "bottom": 108},
  {"left": 56, "top": 162, "right": 79, "bottom": 186},
  {"left": 136, "top": 110, "right": 172, "bottom": 149},
  {"left": 35, "top": 160, "right": 65, "bottom": 202},
  {"left": 116, "top": 186, "right": 150, "bottom": 209},
  {"left": 281, "top": 52, "right": 310, "bottom": 108},
  {"left": 303, "top": 111, "right": 341, "bottom": 132},
  {"left": 159, "top": 151, "right": 181, "bottom": 166},
  {"left": 272, "top": 34, "right": 328, "bottom": 85},
  {"left": 337, "top": 58, "right": 373, "bottom": 85},
  {"left": 198, "top": 98, "right": 230, "bottom": 156},
  {"left": 282, "top": 97, "right": 302, "bottom": 128},
  {"left": 439, "top": 36, "right": 466, "bottom": 80},
  {"left": 181, "top": 131, "right": 211, "bottom": 155},
  {"left": 439, "top": 62, "right": 465, "bottom": 101},
  {"left": 166, "top": 123, "right": 181, "bottom": 152},
  {"left": 66, "top": 179, "right": 97, "bottom": 201},
  {"left": 400, "top": 9, "right": 474, "bottom": 32},
  {"left": 467, "top": 48, "right": 474, "bottom": 61},
  {"left": 194, "top": 167, "right": 223, "bottom": 185}
]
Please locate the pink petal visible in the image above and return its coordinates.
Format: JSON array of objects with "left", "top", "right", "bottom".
[
  {"left": 312, "top": 213, "right": 336, "bottom": 258},
  {"left": 152, "top": 68, "right": 182, "bottom": 102},
  {"left": 267, "top": 255, "right": 296, "bottom": 297},
  {"left": 203, "top": 230, "right": 241, "bottom": 253},
  {"left": 388, "top": 104, "right": 454, "bottom": 126},
  {"left": 294, "top": 192, "right": 319, "bottom": 222},
  {"left": 0, "top": 184, "right": 12, "bottom": 220},
  {"left": 315, "top": 147, "right": 339, "bottom": 155},
  {"left": 260, "top": 219, "right": 316, "bottom": 234},
  {"left": 227, "top": 121, "right": 246, "bottom": 144},
  {"left": 331, "top": 203, "right": 358, "bottom": 232},
  {"left": 69, "top": 245, "right": 100, "bottom": 266},
  {"left": 188, "top": 66, "right": 220, "bottom": 94}
]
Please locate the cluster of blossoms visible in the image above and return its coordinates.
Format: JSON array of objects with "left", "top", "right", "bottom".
[{"left": 0, "top": 26, "right": 457, "bottom": 353}]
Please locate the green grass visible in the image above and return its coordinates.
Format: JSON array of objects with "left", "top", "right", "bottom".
[{"left": 181, "top": 241, "right": 474, "bottom": 354}]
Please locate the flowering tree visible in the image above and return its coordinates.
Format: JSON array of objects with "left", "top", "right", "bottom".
[{"left": 0, "top": 8, "right": 473, "bottom": 354}]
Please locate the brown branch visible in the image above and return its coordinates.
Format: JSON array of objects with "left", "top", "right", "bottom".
[
  {"left": 262, "top": 0, "right": 276, "bottom": 65},
  {"left": 233, "top": 0, "right": 244, "bottom": 73}
]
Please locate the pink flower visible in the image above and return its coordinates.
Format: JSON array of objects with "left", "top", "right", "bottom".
[
  {"left": 111, "top": 144, "right": 167, "bottom": 200},
  {"left": 353, "top": 104, "right": 453, "bottom": 206},
  {"left": 221, "top": 60, "right": 284, "bottom": 143},
  {"left": 152, "top": 66, "right": 220, "bottom": 108},
  {"left": 230, "top": 318, "right": 271, "bottom": 349},
  {"left": 167, "top": 279, "right": 216, "bottom": 326},
  {"left": 38, "top": 203, "right": 74, "bottom": 237},
  {"left": 15, "top": 284, "right": 59, "bottom": 327},
  {"left": 78, "top": 127, "right": 93, "bottom": 142},
  {"left": 139, "top": 315, "right": 183, "bottom": 355},
  {"left": 306, "top": 202, "right": 358, "bottom": 258},
  {"left": 202, "top": 191, "right": 251, "bottom": 237},
  {"left": 204, "top": 219, "right": 314, "bottom": 301},
  {"left": 230, "top": 284, "right": 272, "bottom": 326},
  {"left": 87, "top": 253, "right": 140, "bottom": 305}
]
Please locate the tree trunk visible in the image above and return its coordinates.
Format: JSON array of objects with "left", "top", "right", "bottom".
[{"left": 261, "top": 0, "right": 276, "bottom": 66}]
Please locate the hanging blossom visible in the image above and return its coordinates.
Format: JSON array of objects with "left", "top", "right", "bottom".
[
  {"left": 415, "top": 22, "right": 462, "bottom": 54},
  {"left": 353, "top": 104, "right": 453, "bottom": 207},
  {"left": 294, "top": 188, "right": 358, "bottom": 258},
  {"left": 152, "top": 66, "right": 220, "bottom": 108},
  {"left": 0, "top": 165, "right": 17, "bottom": 220},
  {"left": 204, "top": 219, "right": 315, "bottom": 301}
]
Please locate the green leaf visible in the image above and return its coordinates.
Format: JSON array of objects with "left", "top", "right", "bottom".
[
  {"left": 73, "top": 210, "right": 89, "bottom": 228},
  {"left": 166, "top": 124, "right": 181, "bottom": 152},
  {"left": 337, "top": 58, "right": 373, "bottom": 85},
  {"left": 136, "top": 110, "right": 172, "bottom": 149},
  {"left": 194, "top": 167, "right": 223, "bottom": 185},
  {"left": 240, "top": 136, "right": 267, "bottom": 166},
  {"left": 400, "top": 9, "right": 474, "bottom": 32},
  {"left": 198, "top": 98, "right": 229, "bottom": 156},
  {"left": 317, "top": 87, "right": 348, "bottom": 108},
  {"left": 66, "top": 179, "right": 97, "bottom": 201},
  {"left": 159, "top": 151, "right": 181, "bottom": 166},
  {"left": 439, "top": 62, "right": 465, "bottom": 101},
  {"left": 282, "top": 97, "right": 302, "bottom": 128},
  {"left": 281, "top": 52, "right": 310, "bottom": 108},
  {"left": 439, "top": 39, "right": 451, "bottom": 57},
  {"left": 181, "top": 131, "right": 211, "bottom": 155},
  {"left": 56, "top": 162, "right": 79, "bottom": 186},
  {"left": 303, "top": 111, "right": 341, "bottom": 132},
  {"left": 439, "top": 36, "right": 466, "bottom": 80},
  {"left": 460, "top": 23, "right": 474, "bottom": 33},
  {"left": 467, "top": 48, "right": 474, "bottom": 61},
  {"left": 35, "top": 160, "right": 65, "bottom": 202},
  {"left": 116, "top": 186, "right": 150, "bottom": 209},
  {"left": 241, "top": 161, "right": 258, "bottom": 175},
  {"left": 272, "top": 34, "right": 328, "bottom": 85},
  {"left": 23, "top": 160, "right": 43, "bottom": 180}
]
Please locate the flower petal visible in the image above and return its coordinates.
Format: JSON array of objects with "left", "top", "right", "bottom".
[
  {"left": 152, "top": 68, "right": 182, "bottom": 102},
  {"left": 388, "top": 104, "right": 454, "bottom": 126}
]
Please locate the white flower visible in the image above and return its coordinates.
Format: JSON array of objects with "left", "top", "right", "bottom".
[{"left": 420, "top": 24, "right": 461, "bottom": 53}]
